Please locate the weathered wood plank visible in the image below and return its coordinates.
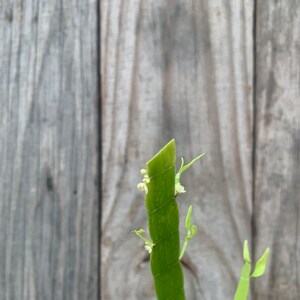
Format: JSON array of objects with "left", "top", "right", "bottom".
[
  {"left": 101, "top": 1, "right": 254, "bottom": 299},
  {"left": 253, "top": 1, "right": 300, "bottom": 299},
  {"left": 0, "top": 0, "right": 99, "bottom": 299}
]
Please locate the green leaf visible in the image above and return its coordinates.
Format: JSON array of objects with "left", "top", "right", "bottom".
[
  {"left": 234, "top": 241, "right": 270, "bottom": 300},
  {"left": 131, "top": 228, "right": 155, "bottom": 253},
  {"left": 175, "top": 153, "right": 205, "bottom": 195},
  {"left": 190, "top": 225, "right": 197, "bottom": 237},
  {"left": 179, "top": 206, "right": 198, "bottom": 260},
  {"left": 178, "top": 153, "right": 206, "bottom": 174},
  {"left": 243, "top": 240, "right": 251, "bottom": 264},
  {"left": 251, "top": 247, "right": 270, "bottom": 278},
  {"left": 185, "top": 205, "right": 193, "bottom": 230}
]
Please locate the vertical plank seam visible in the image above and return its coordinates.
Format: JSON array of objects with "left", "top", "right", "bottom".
[
  {"left": 296, "top": 127, "right": 300, "bottom": 298},
  {"left": 97, "top": 0, "right": 101, "bottom": 299},
  {"left": 251, "top": 0, "right": 257, "bottom": 282}
]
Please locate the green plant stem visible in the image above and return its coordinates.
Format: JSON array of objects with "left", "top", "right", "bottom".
[
  {"left": 146, "top": 140, "right": 185, "bottom": 300},
  {"left": 234, "top": 262, "right": 251, "bottom": 300}
]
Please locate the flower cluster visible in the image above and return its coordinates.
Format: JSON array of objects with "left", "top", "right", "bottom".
[{"left": 137, "top": 169, "right": 150, "bottom": 194}]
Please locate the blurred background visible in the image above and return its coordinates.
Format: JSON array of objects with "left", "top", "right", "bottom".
[
  {"left": 102, "top": 1, "right": 299, "bottom": 300},
  {"left": 1, "top": 0, "right": 299, "bottom": 299}
]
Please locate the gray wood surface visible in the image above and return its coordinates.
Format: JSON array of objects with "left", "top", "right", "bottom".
[
  {"left": 253, "top": 1, "right": 300, "bottom": 299},
  {"left": 0, "top": 0, "right": 99, "bottom": 299},
  {"left": 101, "top": 1, "right": 254, "bottom": 299},
  {"left": 1, "top": 0, "right": 299, "bottom": 299}
]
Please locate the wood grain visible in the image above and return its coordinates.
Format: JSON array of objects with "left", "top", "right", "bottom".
[
  {"left": 101, "top": 1, "right": 254, "bottom": 299},
  {"left": 253, "top": 1, "right": 300, "bottom": 299},
  {"left": 0, "top": 0, "right": 99, "bottom": 299}
]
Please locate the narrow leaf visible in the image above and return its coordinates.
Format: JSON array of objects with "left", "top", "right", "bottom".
[
  {"left": 185, "top": 205, "right": 193, "bottom": 230},
  {"left": 190, "top": 225, "right": 197, "bottom": 237},
  {"left": 243, "top": 240, "right": 251, "bottom": 264},
  {"left": 251, "top": 247, "right": 270, "bottom": 278},
  {"left": 179, "top": 153, "right": 206, "bottom": 174}
]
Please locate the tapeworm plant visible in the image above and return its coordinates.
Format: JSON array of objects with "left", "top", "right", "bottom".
[
  {"left": 234, "top": 240, "right": 270, "bottom": 300},
  {"left": 132, "top": 139, "right": 270, "bottom": 300},
  {"left": 133, "top": 139, "right": 203, "bottom": 299}
]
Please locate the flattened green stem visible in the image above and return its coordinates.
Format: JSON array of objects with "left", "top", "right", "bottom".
[
  {"left": 134, "top": 140, "right": 204, "bottom": 300},
  {"left": 234, "top": 240, "right": 270, "bottom": 300},
  {"left": 146, "top": 140, "right": 185, "bottom": 300},
  {"left": 179, "top": 205, "right": 198, "bottom": 260},
  {"left": 234, "top": 259, "right": 251, "bottom": 300}
]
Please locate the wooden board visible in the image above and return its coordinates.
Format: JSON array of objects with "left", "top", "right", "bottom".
[
  {"left": 253, "top": 1, "right": 300, "bottom": 299},
  {"left": 101, "top": 1, "right": 254, "bottom": 298},
  {"left": 0, "top": 0, "right": 99, "bottom": 299}
]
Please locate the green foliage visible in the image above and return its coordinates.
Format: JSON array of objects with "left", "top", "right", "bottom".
[
  {"left": 132, "top": 139, "right": 270, "bottom": 300},
  {"left": 145, "top": 140, "right": 184, "bottom": 300},
  {"left": 179, "top": 205, "right": 198, "bottom": 260},
  {"left": 131, "top": 229, "right": 155, "bottom": 253},
  {"left": 234, "top": 240, "right": 270, "bottom": 300},
  {"left": 251, "top": 247, "right": 270, "bottom": 278},
  {"left": 175, "top": 153, "right": 205, "bottom": 195},
  {"left": 132, "top": 140, "right": 204, "bottom": 300}
]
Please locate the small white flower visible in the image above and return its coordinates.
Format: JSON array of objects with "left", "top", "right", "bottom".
[
  {"left": 137, "top": 182, "right": 148, "bottom": 193},
  {"left": 132, "top": 228, "right": 154, "bottom": 254},
  {"left": 140, "top": 169, "right": 147, "bottom": 175},
  {"left": 137, "top": 168, "right": 150, "bottom": 194},
  {"left": 145, "top": 244, "right": 153, "bottom": 253},
  {"left": 175, "top": 183, "right": 186, "bottom": 195},
  {"left": 143, "top": 176, "right": 150, "bottom": 184}
]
